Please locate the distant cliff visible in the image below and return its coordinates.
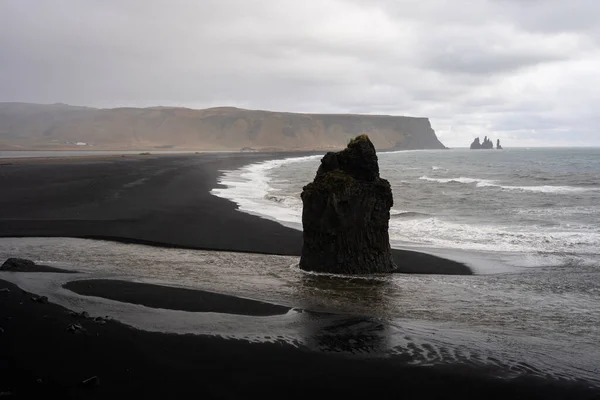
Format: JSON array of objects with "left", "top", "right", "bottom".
[{"left": 0, "top": 103, "right": 447, "bottom": 151}]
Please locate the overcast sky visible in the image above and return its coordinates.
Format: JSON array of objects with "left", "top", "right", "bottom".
[{"left": 1, "top": 0, "right": 599, "bottom": 147}]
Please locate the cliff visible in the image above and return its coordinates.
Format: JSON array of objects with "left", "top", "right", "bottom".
[{"left": 0, "top": 102, "right": 447, "bottom": 151}]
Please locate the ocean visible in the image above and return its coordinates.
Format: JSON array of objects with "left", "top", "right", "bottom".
[
  {"left": 212, "top": 148, "right": 600, "bottom": 271},
  {"left": 1, "top": 148, "right": 599, "bottom": 385}
]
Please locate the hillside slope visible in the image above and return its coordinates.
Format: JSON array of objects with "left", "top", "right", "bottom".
[{"left": 0, "top": 103, "right": 446, "bottom": 151}]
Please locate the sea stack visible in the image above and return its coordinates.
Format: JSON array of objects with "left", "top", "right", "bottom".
[
  {"left": 300, "top": 134, "right": 397, "bottom": 274},
  {"left": 470, "top": 137, "right": 482, "bottom": 149},
  {"left": 497, "top": 139, "right": 503, "bottom": 150},
  {"left": 470, "top": 136, "right": 494, "bottom": 149}
]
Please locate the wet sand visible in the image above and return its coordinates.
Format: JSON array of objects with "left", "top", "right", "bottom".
[{"left": 1, "top": 278, "right": 598, "bottom": 399}]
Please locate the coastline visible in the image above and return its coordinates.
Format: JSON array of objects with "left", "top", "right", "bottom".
[
  {"left": 1, "top": 153, "right": 599, "bottom": 397},
  {"left": 0, "top": 152, "right": 470, "bottom": 274}
]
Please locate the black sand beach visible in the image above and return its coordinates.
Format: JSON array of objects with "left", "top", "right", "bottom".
[
  {"left": 0, "top": 152, "right": 469, "bottom": 274},
  {"left": 2, "top": 153, "right": 598, "bottom": 398}
]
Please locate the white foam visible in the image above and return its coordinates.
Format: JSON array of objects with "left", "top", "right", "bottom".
[
  {"left": 419, "top": 176, "right": 497, "bottom": 186},
  {"left": 500, "top": 185, "right": 596, "bottom": 194},
  {"left": 211, "top": 155, "right": 320, "bottom": 229},
  {"left": 389, "top": 216, "right": 600, "bottom": 257},
  {"left": 419, "top": 176, "right": 597, "bottom": 193}
]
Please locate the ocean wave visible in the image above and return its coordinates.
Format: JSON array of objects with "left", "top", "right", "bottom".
[
  {"left": 213, "top": 154, "right": 600, "bottom": 263},
  {"left": 418, "top": 176, "right": 597, "bottom": 193},
  {"left": 389, "top": 216, "right": 600, "bottom": 256},
  {"left": 418, "top": 176, "right": 496, "bottom": 186},
  {"left": 502, "top": 185, "right": 596, "bottom": 194},
  {"left": 211, "top": 155, "right": 319, "bottom": 228},
  {"left": 390, "top": 211, "right": 431, "bottom": 219}
]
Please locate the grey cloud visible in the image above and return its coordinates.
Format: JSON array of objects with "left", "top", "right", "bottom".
[
  {"left": 422, "top": 48, "right": 565, "bottom": 76},
  {"left": 1, "top": 0, "right": 599, "bottom": 146}
]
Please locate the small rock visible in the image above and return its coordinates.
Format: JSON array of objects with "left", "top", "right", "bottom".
[
  {"left": 66, "top": 323, "right": 87, "bottom": 334},
  {"left": 31, "top": 295, "right": 48, "bottom": 304},
  {"left": 70, "top": 311, "right": 89, "bottom": 319},
  {"left": 36, "top": 378, "right": 42, "bottom": 384},
  {"left": 0, "top": 288, "right": 10, "bottom": 293},
  {"left": 94, "top": 316, "right": 106, "bottom": 324},
  {"left": 0, "top": 391, "right": 13, "bottom": 397},
  {"left": 0, "top": 327, "right": 4, "bottom": 333},
  {"left": 81, "top": 375, "right": 100, "bottom": 387},
  {"left": 1, "top": 258, "right": 36, "bottom": 271}
]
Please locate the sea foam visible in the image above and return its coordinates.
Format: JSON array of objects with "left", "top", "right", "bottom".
[
  {"left": 211, "top": 155, "right": 319, "bottom": 229},
  {"left": 418, "top": 176, "right": 596, "bottom": 193}
]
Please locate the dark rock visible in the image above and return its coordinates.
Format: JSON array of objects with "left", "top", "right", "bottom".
[
  {"left": 497, "top": 139, "right": 503, "bottom": 150},
  {"left": 31, "top": 295, "right": 48, "bottom": 304},
  {"left": 0, "top": 288, "right": 10, "bottom": 293},
  {"left": 81, "top": 375, "right": 100, "bottom": 387},
  {"left": 482, "top": 136, "right": 494, "bottom": 149},
  {"left": 470, "top": 136, "right": 494, "bottom": 149},
  {"left": 300, "top": 134, "right": 397, "bottom": 274},
  {"left": 469, "top": 137, "right": 481, "bottom": 149},
  {"left": 66, "top": 323, "right": 86, "bottom": 334},
  {"left": 70, "top": 311, "right": 90, "bottom": 319},
  {"left": 1, "top": 257, "right": 75, "bottom": 273},
  {"left": 1, "top": 258, "right": 36, "bottom": 271}
]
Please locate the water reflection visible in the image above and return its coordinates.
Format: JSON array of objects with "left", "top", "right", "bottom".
[
  {"left": 294, "top": 272, "right": 396, "bottom": 317},
  {"left": 295, "top": 273, "right": 394, "bottom": 354},
  {"left": 295, "top": 310, "right": 390, "bottom": 355}
]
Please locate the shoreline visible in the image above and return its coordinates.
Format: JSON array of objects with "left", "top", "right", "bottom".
[
  {"left": 1, "top": 277, "right": 598, "bottom": 398},
  {"left": 1, "top": 152, "right": 598, "bottom": 397},
  {"left": 0, "top": 152, "right": 471, "bottom": 274}
]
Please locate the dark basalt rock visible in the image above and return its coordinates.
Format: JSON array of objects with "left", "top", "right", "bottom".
[
  {"left": 1, "top": 258, "right": 75, "bottom": 273},
  {"left": 482, "top": 136, "right": 494, "bottom": 149},
  {"left": 497, "top": 139, "right": 503, "bottom": 150},
  {"left": 470, "top": 137, "right": 482, "bottom": 149},
  {"left": 300, "top": 134, "right": 397, "bottom": 274},
  {"left": 470, "top": 136, "right": 495, "bottom": 149}
]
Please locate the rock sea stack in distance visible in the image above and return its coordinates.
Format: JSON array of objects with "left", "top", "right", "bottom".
[
  {"left": 300, "top": 134, "right": 397, "bottom": 274},
  {"left": 470, "top": 136, "right": 495, "bottom": 149}
]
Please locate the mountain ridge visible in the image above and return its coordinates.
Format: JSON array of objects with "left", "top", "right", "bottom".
[{"left": 0, "top": 102, "right": 446, "bottom": 151}]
